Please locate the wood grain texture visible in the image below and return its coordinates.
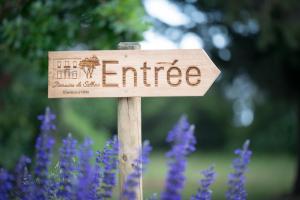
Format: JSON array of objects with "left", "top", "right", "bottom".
[
  {"left": 117, "top": 43, "right": 142, "bottom": 200},
  {"left": 48, "top": 49, "right": 220, "bottom": 98}
]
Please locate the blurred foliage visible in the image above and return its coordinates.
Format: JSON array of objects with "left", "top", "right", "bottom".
[
  {"left": 0, "top": 0, "right": 148, "bottom": 168},
  {"left": 149, "top": 0, "right": 300, "bottom": 152}
]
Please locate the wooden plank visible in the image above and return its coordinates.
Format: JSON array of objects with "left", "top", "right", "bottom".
[
  {"left": 48, "top": 49, "right": 220, "bottom": 98},
  {"left": 117, "top": 42, "right": 142, "bottom": 199}
]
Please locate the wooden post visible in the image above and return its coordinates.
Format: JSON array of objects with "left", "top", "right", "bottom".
[{"left": 118, "top": 42, "right": 142, "bottom": 199}]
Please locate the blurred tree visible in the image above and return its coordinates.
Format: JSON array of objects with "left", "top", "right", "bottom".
[
  {"left": 153, "top": 0, "right": 299, "bottom": 196},
  {"left": 0, "top": 0, "right": 148, "bottom": 168}
]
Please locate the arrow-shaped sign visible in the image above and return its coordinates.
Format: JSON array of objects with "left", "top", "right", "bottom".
[{"left": 48, "top": 49, "right": 220, "bottom": 98}]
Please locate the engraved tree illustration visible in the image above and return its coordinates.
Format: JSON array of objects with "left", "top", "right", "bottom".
[{"left": 79, "top": 55, "right": 100, "bottom": 78}]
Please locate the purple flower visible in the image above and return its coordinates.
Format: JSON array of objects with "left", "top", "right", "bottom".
[
  {"left": 191, "top": 166, "right": 216, "bottom": 200},
  {"left": 47, "top": 176, "right": 59, "bottom": 199},
  {"left": 37, "top": 107, "right": 56, "bottom": 133},
  {"left": 0, "top": 107, "right": 255, "bottom": 200},
  {"left": 0, "top": 168, "right": 13, "bottom": 200},
  {"left": 226, "top": 140, "right": 252, "bottom": 200},
  {"left": 161, "top": 116, "right": 196, "bottom": 200},
  {"left": 121, "top": 141, "right": 152, "bottom": 200},
  {"left": 57, "top": 133, "right": 77, "bottom": 199},
  {"left": 78, "top": 138, "right": 93, "bottom": 176},
  {"left": 99, "top": 136, "right": 119, "bottom": 199},
  {"left": 94, "top": 150, "right": 104, "bottom": 199},
  {"left": 34, "top": 107, "right": 56, "bottom": 200},
  {"left": 14, "top": 156, "right": 33, "bottom": 200},
  {"left": 76, "top": 138, "right": 95, "bottom": 200}
]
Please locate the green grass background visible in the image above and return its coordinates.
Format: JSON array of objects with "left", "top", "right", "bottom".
[{"left": 141, "top": 152, "right": 295, "bottom": 200}]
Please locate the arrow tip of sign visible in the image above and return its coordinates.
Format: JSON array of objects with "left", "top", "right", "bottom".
[
  {"left": 214, "top": 65, "right": 221, "bottom": 77},
  {"left": 199, "top": 48, "right": 221, "bottom": 76},
  {"left": 195, "top": 49, "right": 221, "bottom": 96}
]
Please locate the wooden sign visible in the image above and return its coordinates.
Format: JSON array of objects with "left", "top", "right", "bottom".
[
  {"left": 48, "top": 43, "right": 221, "bottom": 200},
  {"left": 48, "top": 49, "right": 220, "bottom": 98}
]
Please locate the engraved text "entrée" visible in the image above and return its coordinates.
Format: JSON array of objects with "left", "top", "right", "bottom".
[{"left": 102, "top": 60, "right": 201, "bottom": 87}]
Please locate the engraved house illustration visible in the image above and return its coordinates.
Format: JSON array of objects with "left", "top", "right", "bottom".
[
  {"left": 79, "top": 55, "right": 100, "bottom": 78},
  {"left": 56, "top": 59, "right": 80, "bottom": 79}
]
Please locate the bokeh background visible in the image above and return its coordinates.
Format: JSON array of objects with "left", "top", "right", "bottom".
[{"left": 0, "top": 0, "right": 299, "bottom": 199}]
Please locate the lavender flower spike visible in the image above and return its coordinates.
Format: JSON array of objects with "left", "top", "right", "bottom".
[
  {"left": 99, "top": 136, "right": 119, "bottom": 199},
  {"left": 15, "top": 156, "right": 33, "bottom": 200},
  {"left": 37, "top": 107, "right": 56, "bottom": 133},
  {"left": 191, "top": 166, "right": 216, "bottom": 200},
  {"left": 57, "top": 133, "right": 77, "bottom": 199},
  {"left": 0, "top": 168, "right": 13, "bottom": 200},
  {"left": 76, "top": 138, "right": 95, "bottom": 200},
  {"left": 226, "top": 140, "right": 252, "bottom": 200},
  {"left": 94, "top": 150, "right": 104, "bottom": 199},
  {"left": 161, "top": 115, "right": 196, "bottom": 200},
  {"left": 121, "top": 140, "right": 152, "bottom": 200},
  {"left": 34, "top": 107, "right": 56, "bottom": 200}
]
